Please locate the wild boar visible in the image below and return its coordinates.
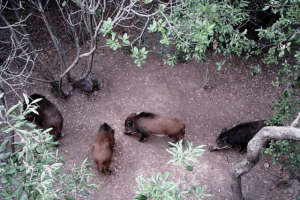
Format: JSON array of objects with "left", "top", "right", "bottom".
[
  {"left": 24, "top": 94, "right": 63, "bottom": 141},
  {"left": 209, "top": 120, "right": 267, "bottom": 153},
  {"left": 92, "top": 123, "right": 115, "bottom": 175},
  {"left": 124, "top": 112, "right": 185, "bottom": 143}
]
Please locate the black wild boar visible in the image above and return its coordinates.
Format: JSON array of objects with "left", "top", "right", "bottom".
[
  {"left": 124, "top": 112, "right": 185, "bottom": 143},
  {"left": 92, "top": 123, "right": 115, "bottom": 175},
  {"left": 23, "top": 94, "right": 63, "bottom": 141},
  {"left": 209, "top": 120, "right": 267, "bottom": 153}
]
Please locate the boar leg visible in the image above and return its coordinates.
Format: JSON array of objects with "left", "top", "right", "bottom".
[
  {"left": 138, "top": 131, "right": 149, "bottom": 142},
  {"left": 104, "top": 168, "right": 112, "bottom": 175},
  {"left": 171, "top": 135, "right": 179, "bottom": 143},
  {"left": 239, "top": 144, "right": 247, "bottom": 154},
  {"left": 98, "top": 164, "right": 104, "bottom": 173},
  {"left": 139, "top": 135, "right": 145, "bottom": 142},
  {"left": 55, "top": 131, "right": 62, "bottom": 140}
]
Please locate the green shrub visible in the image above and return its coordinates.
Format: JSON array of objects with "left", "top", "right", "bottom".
[
  {"left": 134, "top": 140, "right": 212, "bottom": 200},
  {"left": 0, "top": 94, "right": 97, "bottom": 199}
]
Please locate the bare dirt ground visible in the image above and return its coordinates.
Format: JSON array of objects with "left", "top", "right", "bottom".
[{"left": 24, "top": 48, "right": 300, "bottom": 200}]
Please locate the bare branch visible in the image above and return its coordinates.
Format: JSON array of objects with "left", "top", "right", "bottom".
[
  {"left": 291, "top": 113, "right": 300, "bottom": 127},
  {"left": 9, "top": 0, "right": 60, "bottom": 92}
]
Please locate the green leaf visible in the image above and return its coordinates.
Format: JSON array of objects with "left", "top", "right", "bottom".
[
  {"left": 0, "top": 105, "right": 5, "bottom": 111},
  {"left": 262, "top": 6, "right": 269, "bottom": 11},
  {"left": 6, "top": 186, "right": 21, "bottom": 198},
  {"left": 25, "top": 122, "right": 36, "bottom": 129},
  {"left": 90, "top": 184, "right": 99, "bottom": 189},
  {"left": 19, "top": 191, "right": 26, "bottom": 200},
  {"left": 279, "top": 51, "right": 284, "bottom": 58},
  {"left": 36, "top": 146, "right": 45, "bottom": 154},
  {"left": 133, "top": 47, "right": 138, "bottom": 54},
  {"left": 14, "top": 121, "right": 27, "bottom": 128},
  {"left": 29, "top": 108, "right": 39, "bottom": 115},
  {"left": 0, "top": 140, "right": 10, "bottom": 152},
  {"left": 6, "top": 175, "right": 21, "bottom": 186},
  {"left": 23, "top": 93, "right": 29, "bottom": 105},
  {"left": 187, "top": 165, "right": 194, "bottom": 171},
  {"left": 17, "top": 129, "right": 31, "bottom": 135},
  {"left": 64, "top": 195, "right": 77, "bottom": 200},
  {"left": 184, "top": 157, "right": 199, "bottom": 163},
  {"left": 0, "top": 152, "right": 10, "bottom": 160},
  {"left": 52, "top": 163, "right": 63, "bottom": 167},
  {"left": 137, "top": 61, "right": 141, "bottom": 67},
  {"left": 6, "top": 169, "right": 16, "bottom": 175},
  {"left": 134, "top": 194, "right": 148, "bottom": 200},
  {"left": 5, "top": 103, "right": 20, "bottom": 116},
  {"left": 31, "top": 98, "right": 43, "bottom": 105},
  {"left": 80, "top": 191, "right": 90, "bottom": 196},
  {"left": 43, "top": 128, "right": 53, "bottom": 133}
]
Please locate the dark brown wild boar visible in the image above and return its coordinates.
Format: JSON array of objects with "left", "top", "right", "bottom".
[
  {"left": 92, "top": 123, "right": 115, "bottom": 175},
  {"left": 23, "top": 94, "right": 63, "bottom": 142},
  {"left": 124, "top": 112, "right": 185, "bottom": 143},
  {"left": 209, "top": 120, "right": 268, "bottom": 154}
]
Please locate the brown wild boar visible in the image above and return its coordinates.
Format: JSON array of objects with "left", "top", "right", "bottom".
[
  {"left": 23, "top": 94, "right": 63, "bottom": 141},
  {"left": 124, "top": 112, "right": 185, "bottom": 143},
  {"left": 209, "top": 120, "right": 268, "bottom": 153},
  {"left": 92, "top": 123, "right": 115, "bottom": 175}
]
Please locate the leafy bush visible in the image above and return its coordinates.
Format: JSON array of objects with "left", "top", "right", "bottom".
[
  {"left": 149, "top": 0, "right": 255, "bottom": 66},
  {"left": 167, "top": 140, "right": 205, "bottom": 171},
  {"left": 99, "top": 0, "right": 258, "bottom": 67},
  {"left": 260, "top": 0, "right": 300, "bottom": 172},
  {"left": 261, "top": 0, "right": 300, "bottom": 126},
  {"left": 263, "top": 139, "right": 300, "bottom": 172},
  {"left": 0, "top": 94, "right": 97, "bottom": 199},
  {"left": 134, "top": 140, "right": 212, "bottom": 200}
]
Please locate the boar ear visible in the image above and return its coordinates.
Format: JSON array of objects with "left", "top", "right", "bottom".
[
  {"left": 101, "top": 123, "right": 110, "bottom": 132},
  {"left": 221, "top": 128, "right": 227, "bottom": 133},
  {"left": 126, "top": 120, "right": 133, "bottom": 127},
  {"left": 131, "top": 113, "right": 137, "bottom": 116}
]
